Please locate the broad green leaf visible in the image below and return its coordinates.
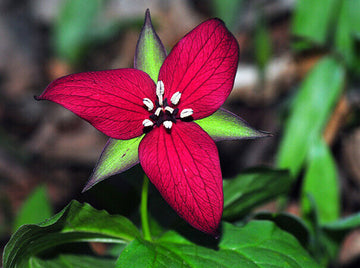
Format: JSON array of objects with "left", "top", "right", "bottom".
[
  {"left": 28, "top": 254, "right": 115, "bottom": 268},
  {"left": 277, "top": 57, "right": 345, "bottom": 177},
  {"left": 335, "top": 0, "right": 356, "bottom": 67},
  {"left": 223, "top": 168, "right": 292, "bottom": 220},
  {"left": 291, "top": 0, "right": 340, "bottom": 49},
  {"left": 53, "top": 0, "right": 102, "bottom": 63},
  {"left": 13, "top": 185, "right": 52, "bottom": 232},
  {"left": 254, "top": 212, "right": 311, "bottom": 249},
  {"left": 196, "top": 108, "right": 270, "bottom": 141},
  {"left": 3, "top": 200, "right": 140, "bottom": 268},
  {"left": 134, "top": 9, "right": 167, "bottom": 82},
  {"left": 301, "top": 138, "right": 340, "bottom": 224},
  {"left": 83, "top": 135, "right": 144, "bottom": 192},
  {"left": 117, "top": 221, "right": 318, "bottom": 267}
]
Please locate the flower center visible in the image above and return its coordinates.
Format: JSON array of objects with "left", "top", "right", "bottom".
[{"left": 142, "top": 80, "right": 193, "bottom": 132}]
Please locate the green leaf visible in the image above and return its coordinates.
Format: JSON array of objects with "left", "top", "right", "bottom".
[
  {"left": 291, "top": 0, "right": 340, "bottom": 49},
  {"left": 3, "top": 200, "right": 140, "bottom": 268},
  {"left": 319, "top": 212, "right": 360, "bottom": 263},
  {"left": 196, "top": 108, "right": 270, "bottom": 141},
  {"left": 254, "top": 15, "right": 272, "bottom": 71},
  {"left": 301, "top": 137, "right": 340, "bottom": 224},
  {"left": 323, "top": 212, "right": 360, "bottom": 231},
  {"left": 83, "top": 135, "right": 144, "bottom": 192},
  {"left": 53, "top": 0, "right": 103, "bottom": 63},
  {"left": 13, "top": 185, "right": 52, "bottom": 232},
  {"left": 348, "top": 0, "right": 360, "bottom": 39},
  {"left": 116, "top": 221, "right": 318, "bottom": 267},
  {"left": 223, "top": 168, "right": 292, "bottom": 220},
  {"left": 212, "top": 0, "right": 243, "bottom": 32},
  {"left": 277, "top": 57, "right": 345, "bottom": 177},
  {"left": 335, "top": 0, "right": 356, "bottom": 67},
  {"left": 134, "top": 9, "right": 166, "bottom": 82},
  {"left": 28, "top": 254, "right": 115, "bottom": 268},
  {"left": 254, "top": 212, "right": 311, "bottom": 250}
]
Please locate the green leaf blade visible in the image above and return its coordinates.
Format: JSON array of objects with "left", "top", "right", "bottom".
[
  {"left": 276, "top": 57, "right": 345, "bottom": 177},
  {"left": 335, "top": 0, "right": 357, "bottom": 67},
  {"left": 116, "top": 221, "right": 318, "bottom": 267},
  {"left": 301, "top": 138, "right": 340, "bottom": 224},
  {"left": 196, "top": 108, "right": 270, "bottom": 141},
  {"left": 13, "top": 185, "right": 52, "bottom": 232},
  {"left": 3, "top": 200, "right": 140, "bottom": 268},
  {"left": 223, "top": 168, "right": 292, "bottom": 220},
  {"left": 29, "top": 254, "right": 115, "bottom": 268},
  {"left": 291, "top": 0, "right": 340, "bottom": 49}
]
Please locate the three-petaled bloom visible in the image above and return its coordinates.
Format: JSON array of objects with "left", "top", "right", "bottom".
[{"left": 36, "top": 11, "right": 266, "bottom": 235}]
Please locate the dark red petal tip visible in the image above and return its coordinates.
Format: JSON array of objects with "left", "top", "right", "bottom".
[
  {"left": 37, "top": 69, "right": 156, "bottom": 140},
  {"left": 160, "top": 18, "right": 239, "bottom": 120}
]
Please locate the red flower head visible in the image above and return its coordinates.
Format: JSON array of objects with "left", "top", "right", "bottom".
[{"left": 36, "top": 11, "right": 266, "bottom": 235}]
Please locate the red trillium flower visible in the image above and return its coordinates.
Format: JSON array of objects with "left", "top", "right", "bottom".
[{"left": 36, "top": 11, "right": 267, "bottom": 235}]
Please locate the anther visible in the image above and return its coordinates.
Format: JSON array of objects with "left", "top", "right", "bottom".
[
  {"left": 142, "top": 119, "right": 154, "bottom": 127},
  {"left": 156, "top": 80, "right": 165, "bottom": 106},
  {"left": 165, "top": 106, "right": 174, "bottom": 114},
  {"left": 154, "top": 107, "right": 162, "bottom": 117},
  {"left": 180, "top": 108, "right": 193, "bottom": 118},
  {"left": 143, "top": 98, "right": 154, "bottom": 111},
  {"left": 163, "top": 120, "right": 173, "bottom": 129},
  {"left": 170, "top": 91, "right": 182, "bottom": 106}
]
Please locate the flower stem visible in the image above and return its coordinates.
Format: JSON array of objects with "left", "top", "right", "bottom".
[{"left": 141, "top": 175, "right": 151, "bottom": 241}]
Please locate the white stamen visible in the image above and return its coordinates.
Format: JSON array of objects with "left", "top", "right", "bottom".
[
  {"left": 170, "top": 91, "right": 182, "bottom": 105},
  {"left": 154, "top": 107, "right": 162, "bottom": 117},
  {"left": 156, "top": 80, "right": 165, "bottom": 106},
  {"left": 143, "top": 98, "right": 154, "bottom": 111},
  {"left": 164, "top": 106, "right": 174, "bottom": 114},
  {"left": 180, "top": 108, "right": 193, "bottom": 118},
  {"left": 142, "top": 119, "right": 154, "bottom": 127},
  {"left": 163, "top": 120, "right": 173, "bottom": 129}
]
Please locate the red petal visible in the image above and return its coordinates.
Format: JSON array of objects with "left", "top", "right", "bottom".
[
  {"left": 139, "top": 122, "right": 223, "bottom": 235},
  {"left": 36, "top": 69, "right": 156, "bottom": 140},
  {"left": 159, "top": 19, "right": 239, "bottom": 119}
]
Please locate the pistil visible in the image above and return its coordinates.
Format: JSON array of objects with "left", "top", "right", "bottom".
[{"left": 156, "top": 81, "right": 165, "bottom": 106}]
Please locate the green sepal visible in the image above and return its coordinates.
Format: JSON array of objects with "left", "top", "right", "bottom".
[
  {"left": 134, "top": 9, "right": 167, "bottom": 82},
  {"left": 85, "top": 10, "right": 167, "bottom": 192},
  {"left": 196, "top": 108, "right": 270, "bottom": 141},
  {"left": 83, "top": 135, "right": 144, "bottom": 192}
]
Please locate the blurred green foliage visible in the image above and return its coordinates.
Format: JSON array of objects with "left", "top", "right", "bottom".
[
  {"left": 13, "top": 185, "right": 52, "bottom": 232},
  {"left": 53, "top": 0, "right": 103, "bottom": 64},
  {"left": 53, "top": 0, "right": 142, "bottom": 65},
  {"left": 301, "top": 138, "right": 340, "bottom": 224},
  {"left": 254, "top": 14, "right": 272, "bottom": 74},
  {"left": 277, "top": 57, "right": 345, "bottom": 176},
  {"left": 212, "top": 0, "right": 243, "bottom": 32}
]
